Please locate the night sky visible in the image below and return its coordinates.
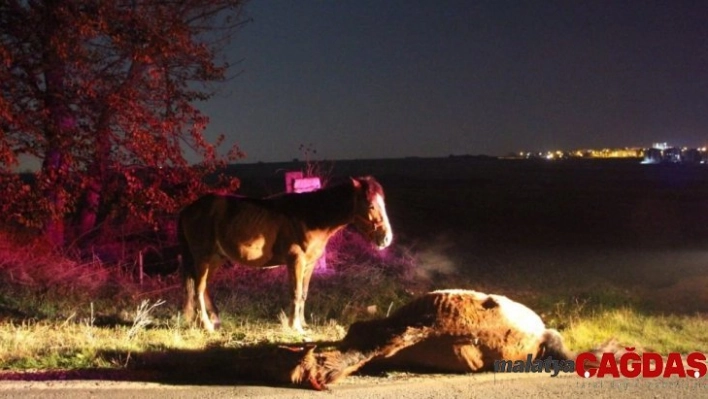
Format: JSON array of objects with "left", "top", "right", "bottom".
[{"left": 199, "top": 0, "right": 708, "bottom": 163}]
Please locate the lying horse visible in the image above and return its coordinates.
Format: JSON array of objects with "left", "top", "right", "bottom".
[
  {"left": 283, "top": 289, "right": 576, "bottom": 389},
  {"left": 341, "top": 289, "right": 574, "bottom": 373},
  {"left": 178, "top": 176, "right": 393, "bottom": 332}
]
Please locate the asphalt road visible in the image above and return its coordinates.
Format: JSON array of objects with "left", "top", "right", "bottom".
[{"left": 1, "top": 372, "right": 705, "bottom": 399}]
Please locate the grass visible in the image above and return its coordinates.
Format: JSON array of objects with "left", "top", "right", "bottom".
[
  {"left": 1, "top": 229, "right": 707, "bottom": 374},
  {"left": 564, "top": 308, "right": 708, "bottom": 354},
  {"left": 0, "top": 316, "right": 346, "bottom": 371}
]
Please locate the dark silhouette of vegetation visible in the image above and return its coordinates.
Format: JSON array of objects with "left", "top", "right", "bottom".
[{"left": 0, "top": 0, "right": 248, "bottom": 248}]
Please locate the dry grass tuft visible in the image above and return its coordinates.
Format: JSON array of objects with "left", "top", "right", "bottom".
[{"left": 126, "top": 299, "right": 166, "bottom": 341}]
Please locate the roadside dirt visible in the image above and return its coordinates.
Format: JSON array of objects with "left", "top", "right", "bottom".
[{"left": 1, "top": 371, "right": 706, "bottom": 399}]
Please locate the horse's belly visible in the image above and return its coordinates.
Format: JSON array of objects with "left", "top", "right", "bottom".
[
  {"left": 375, "top": 339, "right": 485, "bottom": 373},
  {"left": 237, "top": 242, "right": 272, "bottom": 265},
  {"left": 234, "top": 247, "right": 285, "bottom": 268},
  {"left": 219, "top": 236, "right": 276, "bottom": 267}
]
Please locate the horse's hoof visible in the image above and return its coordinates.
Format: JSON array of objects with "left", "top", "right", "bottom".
[
  {"left": 290, "top": 324, "right": 306, "bottom": 335},
  {"left": 200, "top": 319, "right": 216, "bottom": 332}
]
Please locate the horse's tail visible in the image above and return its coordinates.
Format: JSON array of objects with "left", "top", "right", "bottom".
[{"left": 177, "top": 212, "right": 196, "bottom": 320}]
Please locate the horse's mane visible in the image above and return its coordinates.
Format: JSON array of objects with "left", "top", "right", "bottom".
[
  {"left": 268, "top": 177, "right": 360, "bottom": 228},
  {"left": 222, "top": 176, "right": 382, "bottom": 229}
]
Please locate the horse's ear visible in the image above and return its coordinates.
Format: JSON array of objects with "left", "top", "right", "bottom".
[
  {"left": 279, "top": 344, "right": 318, "bottom": 354},
  {"left": 279, "top": 345, "right": 304, "bottom": 353},
  {"left": 304, "top": 344, "right": 317, "bottom": 355},
  {"left": 350, "top": 177, "right": 361, "bottom": 189}
]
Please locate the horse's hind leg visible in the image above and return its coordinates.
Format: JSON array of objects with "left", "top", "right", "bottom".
[
  {"left": 183, "top": 273, "right": 197, "bottom": 324},
  {"left": 203, "top": 286, "right": 221, "bottom": 329},
  {"left": 195, "top": 255, "right": 221, "bottom": 332},
  {"left": 181, "top": 253, "right": 199, "bottom": 325},
  {"left": 179, "top": 234, "right": 197, "bottom": 325}
]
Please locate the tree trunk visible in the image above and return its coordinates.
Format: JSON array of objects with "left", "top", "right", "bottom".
[
  {"left": 78, "top": 178, "right": 101, "bottom": 238},
  {"left": 39, "top": 0, "right": 72, "bottom": 248},
  {"left": 78, "top": 117, "right": 112, "bottom": 238},
  {"left": 40, "top": 147, "right": 66, "bottom": 248}
]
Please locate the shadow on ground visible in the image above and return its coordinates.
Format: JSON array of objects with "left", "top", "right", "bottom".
[{"left": 0, "top": 341, "right": 340, "bottom": 389}]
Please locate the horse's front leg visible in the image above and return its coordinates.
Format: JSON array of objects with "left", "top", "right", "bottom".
[
  {"left": 298, "top": 261, "right": 317, "bottom": 329},
  {"left": 287, "top": 256, "right": 307, "bottom": 333}
]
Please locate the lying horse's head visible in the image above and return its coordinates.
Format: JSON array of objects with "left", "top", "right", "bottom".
[
  {"left": 278, "top": 344, "right": 369, "bottom": 390},
  {"left": 350, "top": 176, "right": 393, "bottom": 249},
  {"left": 277, "top": 345, "right": 328, "bottom": 390}
]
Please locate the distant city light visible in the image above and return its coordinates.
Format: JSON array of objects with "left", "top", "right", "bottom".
[{"left": 515, "top": 143, "right": 707, "bottom": 164}]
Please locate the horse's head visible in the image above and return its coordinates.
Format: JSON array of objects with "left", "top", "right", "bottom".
[
  {"left": 277, "top": 344, "right": 329, "bottom": 390},
  {"left": 278, "top": 344, "right": 364, "bottom": 390},
  {"left": 351, "top": 176, "right": 393, "bottom": 249}
]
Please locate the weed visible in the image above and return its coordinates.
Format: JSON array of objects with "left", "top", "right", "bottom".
[{"left": 126, "top": 299, "right": 166, "bottom": 341}]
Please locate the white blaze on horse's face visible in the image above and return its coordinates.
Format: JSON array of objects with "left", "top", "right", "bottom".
[
  {"left": 374, "top": 193, "right": 393, "bottom": 249},
  {"left": 352, "top": 178, "right": 393, "bottom": 249}
]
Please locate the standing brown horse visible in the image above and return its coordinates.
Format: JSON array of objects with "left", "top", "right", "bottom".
[{"left": 178, "top": 176, "right": 393, "bottom": 332}]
